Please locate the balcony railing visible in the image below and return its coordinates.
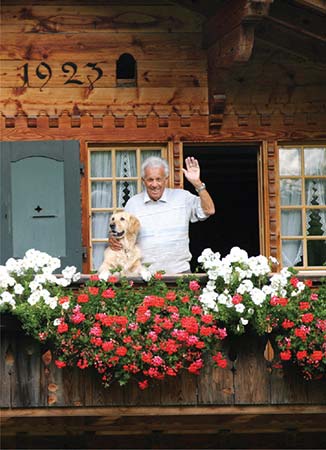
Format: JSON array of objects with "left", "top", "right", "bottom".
[{"left": 1, "top": 313, "right": 326, "bottom": 409}]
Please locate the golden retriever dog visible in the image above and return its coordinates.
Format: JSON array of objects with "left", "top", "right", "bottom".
[{"left": 98, "top": 211, "right": 143, "bottom": 278}]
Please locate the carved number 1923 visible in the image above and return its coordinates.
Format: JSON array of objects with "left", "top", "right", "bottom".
[{"left": 22, "top": 61, "right": 104, "bottom": 90}]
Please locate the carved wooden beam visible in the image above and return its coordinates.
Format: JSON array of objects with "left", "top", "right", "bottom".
[{"left": 205, "top": 0, "right": 273, "bottom": 133}]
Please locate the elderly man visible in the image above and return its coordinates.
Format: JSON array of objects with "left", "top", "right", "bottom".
[{"left": 111, "top": 156, "right": 215, "bottom": 274}]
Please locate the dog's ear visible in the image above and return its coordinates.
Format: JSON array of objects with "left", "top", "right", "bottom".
[{"left": 128, "top": 215, "right": 140, "bottom": 236}]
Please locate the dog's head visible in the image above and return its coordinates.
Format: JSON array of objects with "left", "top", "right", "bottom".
[{"left": 109, "top": 212, "right": 140, "bottom": 240}]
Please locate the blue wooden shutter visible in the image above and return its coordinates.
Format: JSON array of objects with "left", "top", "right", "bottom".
[{"left": 0, "top": 141, "right": 83, "bottom": 271}]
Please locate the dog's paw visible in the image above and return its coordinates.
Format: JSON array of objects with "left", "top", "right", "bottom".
[
  {"left": 98, "top": 270, "right": 110, "bottom": 281},
  {"left": 140, "top": 267, "right": 151, "bottom": 282}
]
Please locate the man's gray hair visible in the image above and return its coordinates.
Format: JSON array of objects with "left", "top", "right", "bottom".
[{"left": 141, "top": 156, "right": 169, "bottom": 178}]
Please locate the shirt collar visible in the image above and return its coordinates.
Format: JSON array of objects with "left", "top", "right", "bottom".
[{"left": 144, "top": 189, "right": 168, "bottom": 203}]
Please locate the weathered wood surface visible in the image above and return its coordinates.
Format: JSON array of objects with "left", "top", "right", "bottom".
[
  {"left": 0, "top": 33, "right": 205, "bottom": 61},
  {"left": 1, "top": 319, "right": 326, "bottom": 409},
  {"left": 0, "top": 4, "right": 204, "bottom": 33}
]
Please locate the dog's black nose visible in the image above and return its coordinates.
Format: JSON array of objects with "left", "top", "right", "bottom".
[{"left": 110, "top": 223, "right": 115, "bottom": 230}]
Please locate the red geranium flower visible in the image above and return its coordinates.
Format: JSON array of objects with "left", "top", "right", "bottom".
[
  {"left": 189, "top": 280, "right": 200, "bottom": 291},
  {"left": 55, "top": 360, "right": 67, "bottom": 368},
  {"left": 301, "top": 313, "right": 314, "bottom": 324},
  {"left": 102, "top": 288, "right": 116, "bottom": 299},
  {"left": 282, "top": 319, "right": 295, "bottom": 329},
  {"left": 88, "top": 287, "right": 99, "bottom": 295},
  {"left": 311, "top": 351, "right": 323, "bottom": 361},
  {"left": 77, "top": 293, "right": 89, "bottom": 303},
  {"left": 280, "top": 350, "right": 292, "bottom": 360},
  {"left": 116, "top": 346, "right": 127, "bottom": 357},
  {"left": 296, "top": 350, "right": 307, "bottom": 360},
  {"left": 299, "top": 302, "right": 310, "bottom": 310},
  {"left": 57, "top": 322, "right": 69, "bottom": 333},
  {"left": 166, "top": 291, "right": 176, "bottom": 301},
  {"left": 108, "top": 276, "right": 118, "bottom": 283},
  {"left": 138, "top": 380, "right": 149, "bottom": 390}
]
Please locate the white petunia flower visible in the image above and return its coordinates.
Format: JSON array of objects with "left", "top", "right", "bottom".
[
  {"left": 1, "top": 291, "right": 15, "bottom": 307},
  {"left": 199, "top": 291, "right": 218, "bottom": 311},
  {"left": 250, "top": 288, "right": 266, "bottom": 305},
  {"left": 235, "top": 303, "right": 245, "bottom": 313},
  {"left": 61, "top": 301, "right": 70, "bottom": 310},
  {"left": 27, "top": 291, "right": 42, "bottom": 306},
  {"left": 217, "top": 293, "right": 229, "bottom": 305},
  {"left": 13, "top": 284, "right": 24, "bottom": 295},
  {"left": 29, "top": 280, "right": 41, "bottom": 292},
  {"left": 56, "top": 278, "right": 71, "bottom": 287}
]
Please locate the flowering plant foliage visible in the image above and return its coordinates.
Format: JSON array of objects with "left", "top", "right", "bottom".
[
  {"left": 0, "top": 251, "right": 227, "bottom": 390},
  {"left": 0, "top": 249, "right": 80, "bottom": 337},
  {"left": 198, "top": 247, "right": 277, "bottom": 335},
  {"left": 266, "top": 273, "right": 326, "bottom": 380},
  {"left": 1, "top": 248, "right": 325, "bottom": 385},
  {"left": 52, "top": 274, "right": 227, "bottom": 389}
]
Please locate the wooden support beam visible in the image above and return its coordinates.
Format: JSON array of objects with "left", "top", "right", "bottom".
[
  {"left": 203, "top": 0, "right": 273, "bottom": 48},
  {"left": 205, "top": 0, "right": 272, "bottom": 133}
]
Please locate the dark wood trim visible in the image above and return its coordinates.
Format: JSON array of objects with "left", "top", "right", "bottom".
[{"left": 2, "top": 404, "right": 326, "bottom": 419}]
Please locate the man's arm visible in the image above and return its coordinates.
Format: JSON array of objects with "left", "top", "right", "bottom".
[{"left": 182, "top": 156, "right": 215, "bottom": 216}]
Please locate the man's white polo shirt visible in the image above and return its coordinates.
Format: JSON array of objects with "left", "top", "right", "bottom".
[{"left": 125, "top": 188, "right": 208, "bottom": 274}]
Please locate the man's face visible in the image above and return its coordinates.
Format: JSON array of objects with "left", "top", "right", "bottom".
[{"left": 142, "top": 166, "right": 168, "bottom": 201}]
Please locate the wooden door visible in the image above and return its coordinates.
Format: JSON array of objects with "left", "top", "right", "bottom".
[{"left": 0, "top": 141, "right": 83, "bottom": 270}]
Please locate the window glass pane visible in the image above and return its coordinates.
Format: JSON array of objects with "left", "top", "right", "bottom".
[
  {"left": 307, "top": 240, "right": 326, "bottom": 266},
  {"left": 282, "top": 240, "right": 303, "bottom": 267},
  {"left": 91, "top": 152, "right": 112, "bottom": 177},
  {"left": 280, "top": 179, "right": 301, "bottom": 205},
  {"left": 141, "top": 150, "right": 161, "bottom": 163},
  {"left": 116, "top": 151, "right": 137, "bottom": 177},
  {"left": 306, "top": 209, "right": 326, "bottom": 236},
  {"left": 117, "top": 181, "right": 137, "bottom": 207},
  {"left": 279, "top": 148, "right": 301, "bottom": 176},
  {"left": 92, "top": 242, "right": 107, "bottom": 271},
  {"left": 91, "top": 182, "right": 112, "bottom": 208},
  {"left": 304, "top": 148, "right": 326, "bottom": 176},
  {"left": 305, "top": 179, "right": 326, "bottom": 206},
  {"left": 281, "top": 210, "right": 302, "bottom": 236},
  {"left": 92, "top": 212, "right": 111, "bottom": 239}
]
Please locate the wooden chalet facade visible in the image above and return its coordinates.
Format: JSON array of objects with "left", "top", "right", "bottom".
[{"left": 1, "top": 0, "right": 326, "bottom": 448}]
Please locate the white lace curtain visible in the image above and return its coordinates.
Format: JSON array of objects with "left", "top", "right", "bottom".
[{"left": 281, "top": 148, "right": 326, "bottom": 266}]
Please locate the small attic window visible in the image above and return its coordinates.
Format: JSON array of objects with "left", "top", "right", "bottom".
[{"left": 116, "top": 53, "right": 137, "bottom": 87}]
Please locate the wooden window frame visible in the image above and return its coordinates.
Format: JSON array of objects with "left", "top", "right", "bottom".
[
  {"left": 87, "top": 143, "right": 168, "bottom": 271},
  {"left": 278, "top": 144, "right": 326, "bottom": 270}
]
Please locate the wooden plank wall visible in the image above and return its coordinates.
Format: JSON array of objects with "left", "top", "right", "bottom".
[
  {"left": 0, "top": 0, "right": 208, "bottom": 123},
  {"left": 1, "top": 0, "right": 325, "bottom": 137}
]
